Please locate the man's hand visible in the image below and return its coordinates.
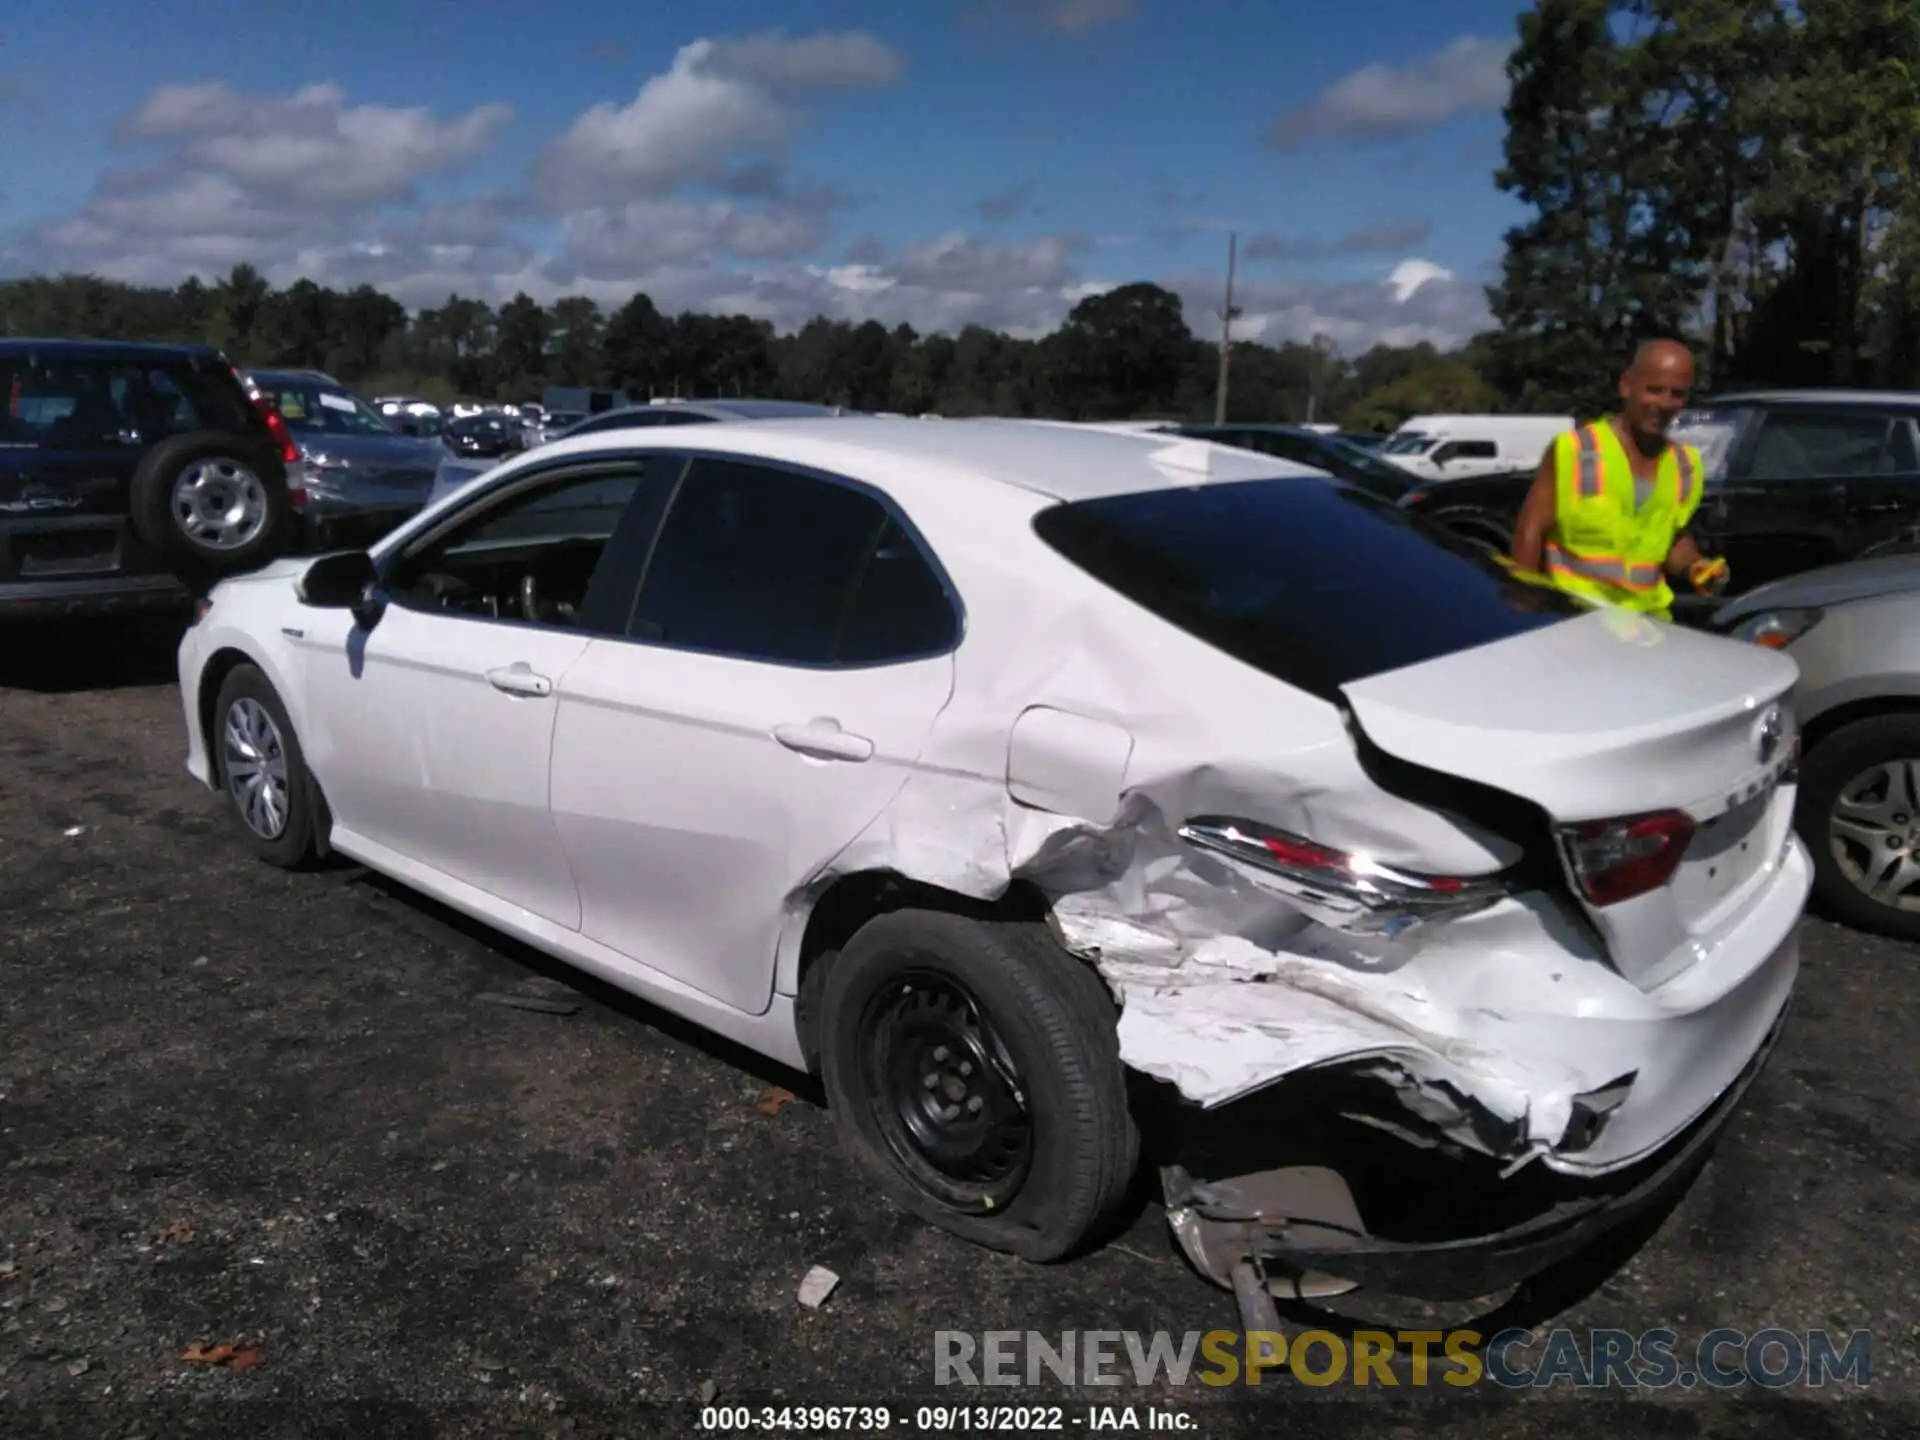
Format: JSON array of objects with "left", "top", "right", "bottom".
[{"left": 1665, "top": 532, "right": 1727, "bottom": 592}]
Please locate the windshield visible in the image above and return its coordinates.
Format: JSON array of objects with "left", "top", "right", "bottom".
[
  {"left": 1032, "top": 476, "right": 1586, "bottom": 702},
  {"left": 1381, "top": 432, "right": 1435, "bottom": 455},
  {"left": 255, "top": 379, "right": 394, "bottom": 436}
]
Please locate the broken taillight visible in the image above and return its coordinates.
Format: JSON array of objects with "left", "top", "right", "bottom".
[
  {"left": 1558, "top": 809, "right": 1696, "bottom": 907},
  {"left": 1177, "top": 815, "right": 1508, "bottom": 936}
]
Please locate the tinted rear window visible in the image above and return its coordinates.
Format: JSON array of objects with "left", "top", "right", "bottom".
[{"left": 1032, "top": 477, "right": 1585, "bottom": 700}]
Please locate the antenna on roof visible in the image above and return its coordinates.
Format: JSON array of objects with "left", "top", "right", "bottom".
[{"left": 1149, "top": 437, "right": 1215, "bottom": 476}]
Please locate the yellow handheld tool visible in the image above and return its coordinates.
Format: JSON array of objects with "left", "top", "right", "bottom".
[{"left": 1689, "top": 556, "right": 1730, "bottom": 595}]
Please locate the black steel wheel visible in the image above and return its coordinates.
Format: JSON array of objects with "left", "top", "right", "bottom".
[
  {"left": 857, "top": 969, "right": 1034, "bottom": 1214},
  {"left": 818, "top": 908, "right": 1139, "bottom": 1262}
]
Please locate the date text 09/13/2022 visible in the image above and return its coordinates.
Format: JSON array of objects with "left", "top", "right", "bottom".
[{"left": 697, "top": 1404, "right": 1193, "bottom": 1432}]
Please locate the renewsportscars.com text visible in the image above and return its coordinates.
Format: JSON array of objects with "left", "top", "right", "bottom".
[{"left": 934, "top": 1327, "right": 1874, "bottom": 1389}]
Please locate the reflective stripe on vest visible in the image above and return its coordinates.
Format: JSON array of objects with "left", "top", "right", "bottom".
[
  {"left": 1675, "top": 442, "right": 1696, "bottom": 507},
  {"left": 1543, "top": 542, "right": 1662, "bottom": 591},
  {"left": 1576, "top": 425, "right": 1603, "bottom": 499}
]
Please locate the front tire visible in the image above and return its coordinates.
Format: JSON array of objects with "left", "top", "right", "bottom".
[
  {"left": 212, "top": 664, "right": 319, "bottom": 869},
  {"left": 818, "top": 909, "right": 1139, "bottom": 1262},
  {"left": 1797, "top": 714, "right": 1920, "bottom": 941}
]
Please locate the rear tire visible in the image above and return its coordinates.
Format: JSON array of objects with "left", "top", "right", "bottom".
[
  {"left": 818, "top": 909, "right": 1139, "bottom": 1262},
  {"left": 1797, "top": 714, "right": 1920, "bottom": 941},
  {"left": 212, "top": 664, "right": 319, "bottom": 869},
  {"left": 131, "top": 432, "right": 288, "bottom": 573}
]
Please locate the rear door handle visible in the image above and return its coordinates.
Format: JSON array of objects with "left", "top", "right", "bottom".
[
  {"left": 774, "top": 719, "right": 874, "bottom": 762},
  {"left": 486, "top": 662, "right": 553, "bottom": 698}
]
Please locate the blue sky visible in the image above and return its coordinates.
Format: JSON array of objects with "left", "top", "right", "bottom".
[{"left": 0, "top": 0, "right": 1530, "bottom": 350}]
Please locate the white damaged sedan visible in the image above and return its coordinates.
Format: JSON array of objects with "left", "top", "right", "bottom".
[{"left": 177, "top": 418, "right": 1808, "bottom": 1315}]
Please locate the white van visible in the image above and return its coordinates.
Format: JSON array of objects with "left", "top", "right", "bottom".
[{"left": 1379, "top": 414, "right": 1573, "bottom": 480}]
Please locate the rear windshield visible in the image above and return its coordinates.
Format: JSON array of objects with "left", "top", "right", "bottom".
[
  {"left": 1032, "top": 477, "right": 1587, "bottom": 701},
  {"left": 253, "top": 378, "right": 394, "bottom": 436},
  {"left": 2, "top": 353, "right": 254, "bottom": 449}
]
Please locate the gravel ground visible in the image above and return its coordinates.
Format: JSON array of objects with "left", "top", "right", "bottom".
[{"left": 0, "top": 618, "right": 1914, "bottom": 1439}]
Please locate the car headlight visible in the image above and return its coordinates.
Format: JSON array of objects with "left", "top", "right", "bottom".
[{"left": 1728, "top": 607, "right": 1822, "bottom": 650}]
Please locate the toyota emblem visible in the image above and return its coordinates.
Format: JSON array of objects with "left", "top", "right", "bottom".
[{"left": 1755, "top": 706, "right": 1783, "bottom": 765}]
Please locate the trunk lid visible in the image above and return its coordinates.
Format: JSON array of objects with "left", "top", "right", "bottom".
[{"left": 1340, "top": 609, "right": 1800, "bottom": 987}]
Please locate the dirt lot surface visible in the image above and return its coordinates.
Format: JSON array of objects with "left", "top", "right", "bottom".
[{"left": 1, "top": 619, "right": 1915, "bottom": 1438}]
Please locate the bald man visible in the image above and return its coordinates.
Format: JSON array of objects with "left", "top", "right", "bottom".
[{"left": 1510, "top": 339, "right": 1727, "bottom": 619}]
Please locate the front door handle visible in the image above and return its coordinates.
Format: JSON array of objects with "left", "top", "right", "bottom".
[
  {"left": 486, "top": 662, "right": 553, "bottom": 698},
  {"left": 774, "top": 719, "right": 874, "bottom": 762}
]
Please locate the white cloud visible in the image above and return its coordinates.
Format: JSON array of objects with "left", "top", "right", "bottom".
[
  {"left": 1386, "top": 258, "right": 1452, "bottom": 302},
  {"left": 1175, "top": 258, "right": 1492, "bottom": 352},
  {"left": 558, "top": 197, "right": 836, "bottom": 279},
  {"left": 533, "top": 31, "right": 903, "bottom": 210},
  {"left": 1268, "top": 36, "right": 1511, "bottom": 149},
  {"left": 121, "top": 81, "right": 510, "bottom": 205}
]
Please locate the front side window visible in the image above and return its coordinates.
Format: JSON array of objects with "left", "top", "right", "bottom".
[
  {"left": 1033, "top": 476, "right": 1584, "bottom": 702},
  {"left": 1746, "top": 411, "right": 1911, "bottom": 479},
  {"left": 1434, "top": 439, "right": 1498, "bottom": 462},
  {"left": 386, "top": 463, "right": 661, "bottom": 630},
  {"left": 628, "top": 458, "right": 956, "bottom": 666}
]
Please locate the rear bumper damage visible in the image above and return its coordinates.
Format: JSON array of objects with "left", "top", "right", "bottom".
[
  {"left": 1161, "top": 995, "right": 1789, "bottom": 1310},
  {"left": 1031, "top": 808, "right": 1807, "bottom": 1304}
]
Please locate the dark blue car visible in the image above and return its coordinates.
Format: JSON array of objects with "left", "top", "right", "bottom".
[{"left": 1, "top": 339, "right": 298, "bottom": 621}]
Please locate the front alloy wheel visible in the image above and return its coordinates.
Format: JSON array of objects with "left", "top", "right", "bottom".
[{"left": 223, "top": 695, "right": 290, "bottom": 840}]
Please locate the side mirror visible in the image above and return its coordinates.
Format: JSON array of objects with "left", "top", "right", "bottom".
[{"left": 297, "top": 550, "right": 384, "bottom": 628}]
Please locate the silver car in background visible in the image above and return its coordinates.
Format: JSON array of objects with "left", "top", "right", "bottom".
[
  {"left": 244, "top": 370, "right": 449, "bottom": 549},
  {"left": 1714, "top": 551, "right": 1920, "bottom": 940}
]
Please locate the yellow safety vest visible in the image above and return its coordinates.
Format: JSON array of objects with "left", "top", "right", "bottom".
[{"left": 1545, "top": 421, "right": 1704, "bottom": 616}]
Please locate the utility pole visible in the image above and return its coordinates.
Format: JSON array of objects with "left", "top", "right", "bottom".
[
  {"left": 1305, "top": 330, "right": 1333, "bottom": 425},
  {"left": 1214, "top": 231, "right": 1240, "bottom": 424}
]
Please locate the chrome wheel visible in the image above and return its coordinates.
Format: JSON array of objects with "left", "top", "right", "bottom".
[
  {"left": 171, "top": 459, "right": 269, "bottom": 551},
  {"left": 223, "top": 697, "right": 290, "bottom": 840},
  {"left": 1827, "top": 759, "right": 1920, "bottom": 913}
]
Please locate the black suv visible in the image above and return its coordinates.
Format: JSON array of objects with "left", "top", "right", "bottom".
[
  {"left": 1389, "top": 390, "right": 1920, "bottom": 595},
  {"left": 1, "top": 340, "right": 300, "bottom": 620}
]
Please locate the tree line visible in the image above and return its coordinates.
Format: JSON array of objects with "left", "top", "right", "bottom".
[
  {"left": 0, "top": 268, "right": 1476, "bottom": 431},
  {"left": 4, "top": 2, "right": 1916, "bottom": 427},
  {"left": 1488, "top": 0, "right": 1920, "bottom": 412}
]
